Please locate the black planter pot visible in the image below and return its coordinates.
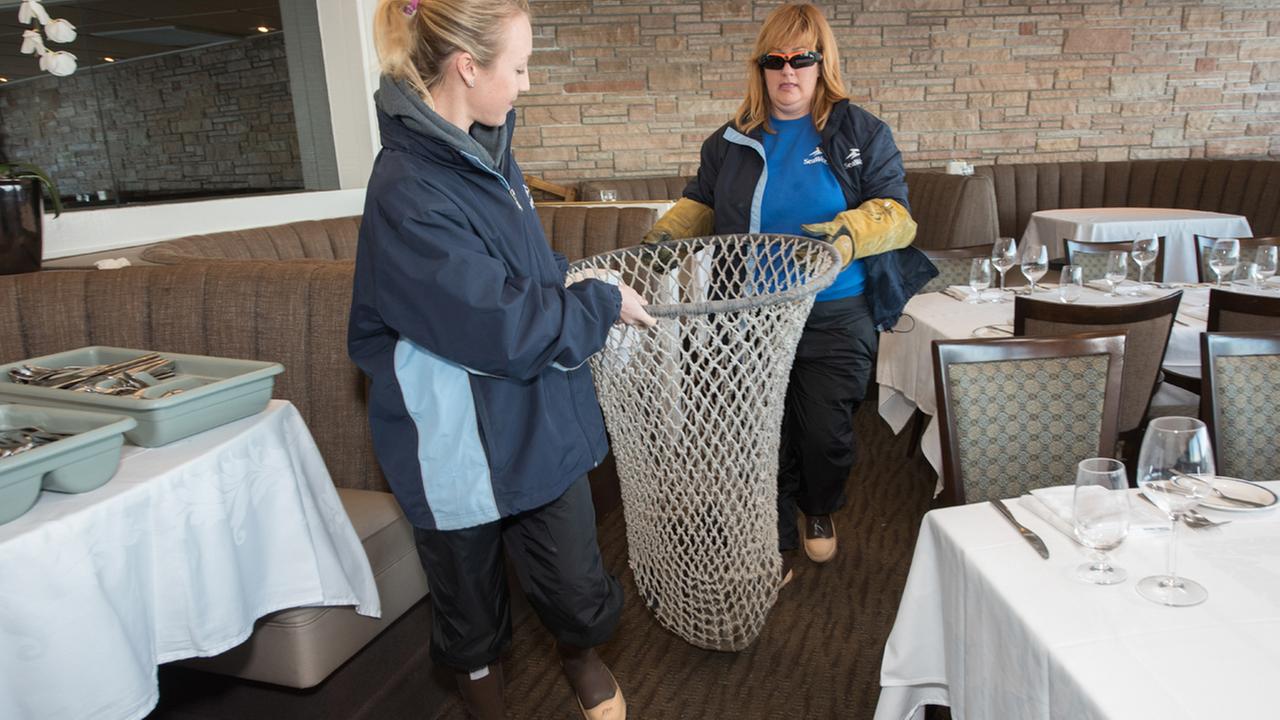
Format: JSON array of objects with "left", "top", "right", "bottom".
[{"left": 0, "top": 178, "right": 44, "bottom": 275}]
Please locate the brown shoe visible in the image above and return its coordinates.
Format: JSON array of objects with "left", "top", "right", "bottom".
[
  {"left": 559, "top": 644, "right": 626, "bottom": 720},
  {"left": 803, "top": 515, "right": 837, "bottom": 563},
  {"left": 577, "top": 668, "right": 625, "bottom": 720},
  {"left": 779, "top": 551, "right": 796, "bottom": 589}
]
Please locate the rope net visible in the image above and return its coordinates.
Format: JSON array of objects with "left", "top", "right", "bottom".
[{"left": 569, "top": 235, "right": 840, "bottom": 651}]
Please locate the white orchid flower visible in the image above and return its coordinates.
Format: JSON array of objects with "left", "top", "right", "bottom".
[
  {"left": 39, "top": 49, "right": 76, "bottom": 76},
  {"left": 18, "top": 0, "right": 51, "bottom": 26},
  {"left": 43, "top": 18, "right": 76, "bottom": 44},
  {"left": 20, "top": 28, "right": 45, "bottom": 55}
]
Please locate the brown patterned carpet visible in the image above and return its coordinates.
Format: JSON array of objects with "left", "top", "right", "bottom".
[{"left": 150, "top": 399, "right": 940, "bottom": 720}]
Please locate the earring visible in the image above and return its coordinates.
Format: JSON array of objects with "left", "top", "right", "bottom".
[{"left": 465, "top": 78, "right": 475, "bottom": 88}]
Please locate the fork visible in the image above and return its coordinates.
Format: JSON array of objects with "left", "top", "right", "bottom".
[{"left": 1136, "top": 493, "right": 1230, "bottom": 529}]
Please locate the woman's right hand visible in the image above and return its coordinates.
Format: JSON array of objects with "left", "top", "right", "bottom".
[{"left": 617, "top": 283, "right": 657, "bottom": 328}]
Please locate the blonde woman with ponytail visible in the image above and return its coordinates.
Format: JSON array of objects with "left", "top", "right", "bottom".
[{"left": 350, "top": 2, "right": 642, "bottom": 717}]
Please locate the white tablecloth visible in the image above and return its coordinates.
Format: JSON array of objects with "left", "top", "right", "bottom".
[
  {"left": 1021, "top": 207, "right": 1252, "bottom": 283},
  {"left": 874, "top": 284, "right": 1280, "bottom": 481},
  {"left": 875, "top": 482, "right": 1280, "bottom": 720},
  {"left": 0, "top": 401, "right": 380, "bottom": 720}
]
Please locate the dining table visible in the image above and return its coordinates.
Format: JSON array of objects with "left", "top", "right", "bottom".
[
  {"left": 0, "top": 400, "right": 380, "bottom": 720},
  {"left": 876, "top": 281, "right": 1279, "bottom": 485},
  {"left": 874, "top": 481, "right": 1280, "bottom": 720},
  {"left": 1020, "top": 207, "right": 1253, "bottom": 284}
]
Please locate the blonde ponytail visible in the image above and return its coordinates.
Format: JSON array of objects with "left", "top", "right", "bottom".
[{"left": 373, "top": 0, "right": 530, "bottom": 107}]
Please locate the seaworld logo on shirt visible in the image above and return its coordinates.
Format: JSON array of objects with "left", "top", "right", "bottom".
[
  {"left": 803, "top": 147, "right": 828, "bottom": 166},
  {"left": 844, "top": 148, "right": 862, "bottom": 168}
]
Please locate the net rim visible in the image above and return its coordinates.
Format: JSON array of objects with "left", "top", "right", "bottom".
[{"left": 570, "top": 233, "right": 842, "bottom": 318}]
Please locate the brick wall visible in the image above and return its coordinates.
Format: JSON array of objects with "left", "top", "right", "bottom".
[
  {"left": 516, "top": 0, "right": 1280, "bottom": 181},
  {"left": 0, "top": 34, "right": 301, "bottom": 200}
]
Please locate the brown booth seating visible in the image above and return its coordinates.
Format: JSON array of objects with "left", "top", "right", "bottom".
[
  {"left": 571, "top": 171, "right": 999, "bottom": 251},
  {"left": 975, "top": 159, "right": 1280, "bottom": 241},
  {"left": 8, "top": 204, "right": 655, "bottom": 689},
  {"left": 140, "top": 205, "right": 657, "bottom": 266}
]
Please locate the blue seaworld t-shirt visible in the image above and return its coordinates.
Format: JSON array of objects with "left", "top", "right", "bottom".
[{"left": 760, "top": 115, "right": 865, "bottom": 300}]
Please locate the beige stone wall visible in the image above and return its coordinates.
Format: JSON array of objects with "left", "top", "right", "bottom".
[{"left": 515, "top": 1, "right": 1280, "bottom": 181}]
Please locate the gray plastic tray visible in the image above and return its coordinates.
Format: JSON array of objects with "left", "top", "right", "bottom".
[
  {"left": 0, "top": 403, "right": 137, "bottom": 525},
  {"left": 0, "top": 346, "right": 284, "bottom": 447}
]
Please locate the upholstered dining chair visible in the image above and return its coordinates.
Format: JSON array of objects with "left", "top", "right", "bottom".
[
  {"left": 1194, "top": 235, "right": 1278, "bottom": 284},
  {"left": 1013, "top": 293, "right": 1184, "bottom": 462},
  {"left": 920, "top": 244, "right": 997, "bottom": 294},
  {"left": 1199, "top": 331, "right": 1280, "bottom": 481},
  {"left": 932, "top": 333, "right": 1126, "bottom": 506},
  {"left": 1064, "top": 238, "right": 1165, "bottom": 283},
  {"left": 1206, "top": 288, "right": 1280, "bottom": 332}
]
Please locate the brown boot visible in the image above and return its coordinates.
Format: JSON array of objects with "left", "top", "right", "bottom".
[
  {"left": 558, "top": 642, "right": 626, "bottom": 719},
  {"left": 456, "top": 664, "right": 507, "bottom": 720}
]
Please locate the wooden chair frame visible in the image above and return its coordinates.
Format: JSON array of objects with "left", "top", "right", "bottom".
[
  {"left": 1194, "top": 235, "right": 1279, "bottom": 283},
  {"left": 1206, "top": 288, "right": 1280, "bottom": 332},
  {"left": 932, "top": 332, "right": 1126, "bottom": 506},
  {"left": 1012, "top": 292, "right": 1182, "bottom": 434},
  {"left": 1199, "top": 331, "right": 1280, "bottom": 464},
  {"left": 1064, "top": 238, "right": 1166, "bottom": 283}
]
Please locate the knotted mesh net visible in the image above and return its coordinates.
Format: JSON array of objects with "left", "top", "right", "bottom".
[{"left": 569, "top": 234, "right": 840, "bottom": 651}]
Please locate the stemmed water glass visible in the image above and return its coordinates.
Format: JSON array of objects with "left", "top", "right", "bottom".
[
  {"left": 991, "top": 237, "right": 1017, "bottom": 301},
  {"left": 1020, "top": 239, "right": 1048, "bottom": 294},
  {"left": 1058, "top": 264, "right": 1083, "bottom": 303},
  {"left": 968, "top": 257, "right": 992, "bottom": 303},
  {"left": 1104, "top": 251, "right": 1128, "bottom": 297},
  {"left": 1253, "top": 245, "right": 1277, "bottom": 290},
  {"left": 1135, "top": 417, "right": 1216, "bottom": 607},
  {"left": 1131, "top": 235, "right": 1159, "bottom": 289},
  {"left": 1209, "top": 238, "right": 1240, "bottom": 287},
  {"left": 1073, "top": 458, "right": 1130, "bottom": 585}
]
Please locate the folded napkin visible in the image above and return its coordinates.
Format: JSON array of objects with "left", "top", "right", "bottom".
[
  {"left": 1019, "top": 486, "right": 1170, "bottom": 544},
  {"left": 1085, "top": 279, "right": 1142, "bottom": 293}
]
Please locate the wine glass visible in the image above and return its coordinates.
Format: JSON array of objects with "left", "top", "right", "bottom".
[
  {"left": 1254, "top": 245, "right": 1277, "bottom": 290},
  {"left": 1104, "top": 251, "right": 1128, "bottom": 297},
  {"left": 1135, "top": 417, "right": 1215, "bottom": 607},
  {"left": 598, "top": 189, "right": 618, "bottom": 202},
  {"left": 1073, "top": 458, "right": 1130, "bottom": 585},
  {"left": 1058, "top": 264, "right": 1083, "bottom": 303},
  {"left": 968, "top": 257, "right": 992, "bottom": 303},
  {"left": 1131, "top": 235, "right": 1159, "bottom": 289},
  {"left": 991, "top": 237, "right": 1017, "bottom": 301},
  {"left": 1020, "top": 240, "right": 1049, "bottom": 294},
  {"left": 1209, "top": 238, "right": 1240, "bottom": 287}
]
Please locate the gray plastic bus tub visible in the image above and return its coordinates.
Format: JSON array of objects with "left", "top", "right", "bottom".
[
  {"left": 0, "top": 346, "right": 284, "bottom": 447},
  {"left": 0, "top": 403, "right": 137, "bottom": 524}
]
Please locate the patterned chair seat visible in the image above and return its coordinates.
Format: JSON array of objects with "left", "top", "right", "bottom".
[
  {"left": 933, "top": 333, "right": 1126, "bottom": 505},
  {"left": 1201, "top": 332, "right": 1280, "bottom": 481}
]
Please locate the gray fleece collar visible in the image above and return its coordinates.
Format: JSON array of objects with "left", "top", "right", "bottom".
[{"left": 374, "top": 75, "right": 508, "bottom": 171}]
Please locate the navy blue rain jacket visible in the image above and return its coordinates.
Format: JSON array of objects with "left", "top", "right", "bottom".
[
  {"left": 684, "top": 100, "right": 936, "bottom": 330},
  {"left": 348, "top": 108, "right": 621, "bottom": 531}
]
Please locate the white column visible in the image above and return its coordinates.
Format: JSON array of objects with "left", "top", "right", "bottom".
[{"left": 315, "top": 0, "right": 381, "bottom": 189}]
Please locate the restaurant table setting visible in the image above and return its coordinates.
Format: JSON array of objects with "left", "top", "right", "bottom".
[
  {"left": 1020, "top": 207, "right": 1253, "bottom": 283},
  {"left": 0, "top": 345, "right": 380, "bottom": 720},
  {"left": 875, "top": 474, "right": 1280, "bottom": 720},
  {"left": 876, "top": 279, "right": 1278, "bottom": 481}
]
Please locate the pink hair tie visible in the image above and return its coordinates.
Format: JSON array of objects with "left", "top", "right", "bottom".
[{"left": 403, "top": 0, "right": 419, "bottom": 16}]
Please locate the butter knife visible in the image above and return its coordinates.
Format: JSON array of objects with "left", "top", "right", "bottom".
[{"left": 990, "top": 499, "right": 1050, "bottom": 559}]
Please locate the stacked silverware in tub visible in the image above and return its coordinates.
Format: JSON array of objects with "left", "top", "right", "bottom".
[
  {"left": 0, "top": 427, "right": 74, "bottom": 458},
  {"left": 7, "top": 353, "right": 180, "bottom": 398}
]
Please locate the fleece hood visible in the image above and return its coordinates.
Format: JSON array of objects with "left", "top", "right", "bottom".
[{"left": 374, "top": 75, "right": 509, "bottom": 172}]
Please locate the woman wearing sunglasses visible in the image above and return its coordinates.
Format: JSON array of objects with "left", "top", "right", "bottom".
[{"left": 645, "top": 2, "right": 935, "bottom": 584}]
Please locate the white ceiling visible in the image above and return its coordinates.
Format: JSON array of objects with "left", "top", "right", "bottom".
[{"left": 1, "top": 0, "right": 282, "bottom": 82}]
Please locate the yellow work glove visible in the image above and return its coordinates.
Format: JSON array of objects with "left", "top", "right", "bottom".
[
  {"left": 800, "top": 198, "right": 917, "bottom": 269},
  {"left": 642, "top": 198, "right": 714, "bottom": 270}
]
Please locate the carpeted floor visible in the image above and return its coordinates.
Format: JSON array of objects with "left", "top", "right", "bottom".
[{"left": 149, "top": 399, "right": 941, "bottom": 720}]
